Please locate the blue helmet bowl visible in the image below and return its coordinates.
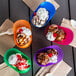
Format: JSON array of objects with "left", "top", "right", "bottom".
[{"left": 31, "top": 1, "right": 56, "bottom": 28}]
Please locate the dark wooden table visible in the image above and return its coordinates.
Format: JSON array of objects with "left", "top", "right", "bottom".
[{"left": 0, "top": 0, "right": 76, "bottom": 76}]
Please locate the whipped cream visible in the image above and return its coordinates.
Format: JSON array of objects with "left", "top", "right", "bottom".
[
  {"left": 32, "top": 8, "right": 49, "bottom": 27},
  {"left": 49, "top": 55, "right": 57, "bottom": 63},
  {"left": 22, "top": 27, "right": 32, "bottom": 36},
  {"left": 37, "top": 8, "right": 49, "bottom": 21},
  {"left": 8, "top": 54, "right": 17, "bottom": 65},
  {"left": 46, "top": 32, "right": 56, "bottom": 41}
]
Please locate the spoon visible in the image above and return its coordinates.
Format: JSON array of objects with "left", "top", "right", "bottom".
[
  {"left": 0, "top": 28, "right": 13, "bottom": 36},
  {"left": 45, "top": 61, "right": 62, "bottom": 76},
  {"left": 71, "top": 19, "right": 76, "bottom": 28}
]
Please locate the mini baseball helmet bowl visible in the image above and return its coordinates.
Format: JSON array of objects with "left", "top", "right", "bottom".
[
  {"left": 34, "top": 45, "right": 63, "bottom": 67},
  {"left": 4, "top": 48, "right": 31, "bottom": 73},
  {"left": 13, "top": 20, "right": 32, "bottom": 48},
  {"left": 31, "top": 1, "right": 56, "bottom": 28},
  {"left": 45, "top": 25, "right": 74, "bottom": 45}
]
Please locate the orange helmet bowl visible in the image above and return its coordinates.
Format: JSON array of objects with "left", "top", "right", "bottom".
[{"left": 13, "top": 20, "right": 32, "bottom": 48}]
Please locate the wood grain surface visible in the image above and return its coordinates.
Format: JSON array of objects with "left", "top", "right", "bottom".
[{"left": 0, "top": 0, "right": 75, "bottom": 76}]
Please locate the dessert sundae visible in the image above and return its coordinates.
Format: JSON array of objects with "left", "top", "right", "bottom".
[
  {"left": 36, "top": 48, "right": 58, "bottom": 65},
  {"left": 13, "top": 20, "right": 32, "bottom": 48},
  {"left": 46, "top": 24, "right": 66, "bottom": 42},
  {"left": 16, "top": 27, "right": 32, "bottom": 46},
  {"left": 8, "top": 53, "right": 30, "bottom": 70},
  {"left": 32, "top": 8, "right": 49, "bottom": 27}
]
